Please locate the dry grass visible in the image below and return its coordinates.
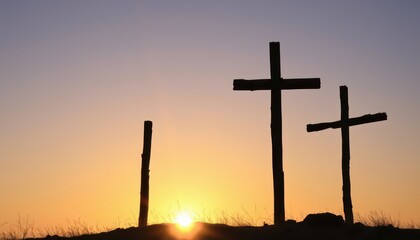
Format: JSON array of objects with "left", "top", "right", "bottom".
[
  {"left": 355, "top": 210, "right": 420, "bottom": 229},
  {"left": 0, "top": 216, "right": 109, "bottom": 240},
  {"left": 1, "top": 215, "right": 35, "bottom": 240},
  {"left": 149, "top": 206, "right": 272, "bottom": 227},
  {"left": 38, "top": 218, "right": 99, "bottom": 238}
]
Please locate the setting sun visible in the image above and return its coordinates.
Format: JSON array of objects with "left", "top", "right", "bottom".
[{"left": 175, "top": 212, "right": 193, "bottom": 228}]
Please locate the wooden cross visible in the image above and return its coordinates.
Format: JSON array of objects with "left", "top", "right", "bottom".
[
  {"left": 233, "top": 42, "right": 320, "bottom": 225},
  {"left": 307, "top": 86, "right": 387, "bottom": 224}
]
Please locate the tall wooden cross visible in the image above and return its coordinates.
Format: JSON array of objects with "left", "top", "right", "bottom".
[
  {"left": 233, "top": 42, "right": 321, "bottom": 225},
  {"left": 306, "top": 86, "right": 387, "bottom": 224}
]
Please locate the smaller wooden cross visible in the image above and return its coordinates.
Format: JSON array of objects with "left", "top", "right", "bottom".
[{"left": 306, "top": 85, "right": 387, "bottom": 224}]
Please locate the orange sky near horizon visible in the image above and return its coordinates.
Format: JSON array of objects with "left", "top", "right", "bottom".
[{"left": 1, "top": 0, "right": 419, "bottom": 234}]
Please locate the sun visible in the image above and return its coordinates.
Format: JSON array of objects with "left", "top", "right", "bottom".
[{"left": 175, "top": 212, "right": 193, "bottom": 228}]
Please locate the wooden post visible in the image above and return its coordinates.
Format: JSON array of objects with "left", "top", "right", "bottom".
[
  {"left": 340, "top": 86, "right": 353, "bottom": 224},
  {"left": 139, "top": 120, "right": 152, "bottom": 227},
  {"left": 306, "top": 85, "right": 387, "bottom": 224},
  {"left": 269, "top": 42, "right": 285, "bottom": 224}
]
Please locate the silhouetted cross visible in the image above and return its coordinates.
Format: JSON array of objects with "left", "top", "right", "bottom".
[
  {"left": 233, "top": 42, "right": 320, "bottom": 225},
  {"left": 307, "top": 85, "right": 387, "bottom": 224}
]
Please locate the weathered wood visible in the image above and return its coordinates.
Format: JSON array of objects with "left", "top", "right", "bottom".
[
  {"left": 139, "top": 120, "right": 152, "bottom": 227},
  {"left": 306, "top": 86, "right": 388, "bottom": 225},
  {"left": 269, "top": 42, "right": 284, "bottom": 225},
  {"left": 307, "top": 113, "right": 387, "bottom": 132},
  {"left": 233, "top": 78, "right": 320, "bottom": 91},
  {"left": 340, "top": 86, "right": 353, "bottom": 225},
  {"left": 233, "top": 42, "right": 321, "bottom": 225}
]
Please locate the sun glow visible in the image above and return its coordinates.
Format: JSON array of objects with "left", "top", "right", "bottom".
[{"left": 175, "top": 212, "right": 193, "bottom": 228}]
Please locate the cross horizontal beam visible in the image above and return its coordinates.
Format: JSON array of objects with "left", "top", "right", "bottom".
[
  {"left": 233, "top": 78, "right": 320, "bottom": 91},
  {"left": 307, "top": 112, "right": 387, "bottom": 132}
]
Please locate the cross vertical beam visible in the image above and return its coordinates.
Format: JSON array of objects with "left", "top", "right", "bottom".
[
  {"left": 340, "top": 86, "right": 353, "bottom": 224},
  {"left": 269, "top": 42, "right": 285, "bottom": 224}
]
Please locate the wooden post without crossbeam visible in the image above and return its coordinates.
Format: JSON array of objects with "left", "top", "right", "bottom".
[
  {"left": 233, "top": 42, "right": 321, "bottom": 225},
  {"left": 139, "top": 120, "right": 153, "bottom": 227},
  {"left": 307, "top": 86, "right": 387, "bottom": 224}
]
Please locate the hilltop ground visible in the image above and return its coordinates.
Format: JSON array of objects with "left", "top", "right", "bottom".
[{"left": 24, "top": 213, "right": 420, "bottom": 240}]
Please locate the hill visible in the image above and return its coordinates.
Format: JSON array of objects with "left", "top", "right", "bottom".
[{"left": 25, "top": 213, "right": 420, "bottom": 240}]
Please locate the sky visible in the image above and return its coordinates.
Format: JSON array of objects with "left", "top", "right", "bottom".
[{"left": 1, "top": 0, "right": 419, "bottom": 233}]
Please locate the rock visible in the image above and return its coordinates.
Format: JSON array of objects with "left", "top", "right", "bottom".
[
  {"left": 285, "top": 219, "right": 297, "bottom": 224},
  {"left": 303, "top": 212, "right": 344, "bottom": 227}
]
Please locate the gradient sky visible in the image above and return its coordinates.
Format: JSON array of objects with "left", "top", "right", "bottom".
[{"left": 1, "top": 0, "right": 419, "bottom": 232}]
